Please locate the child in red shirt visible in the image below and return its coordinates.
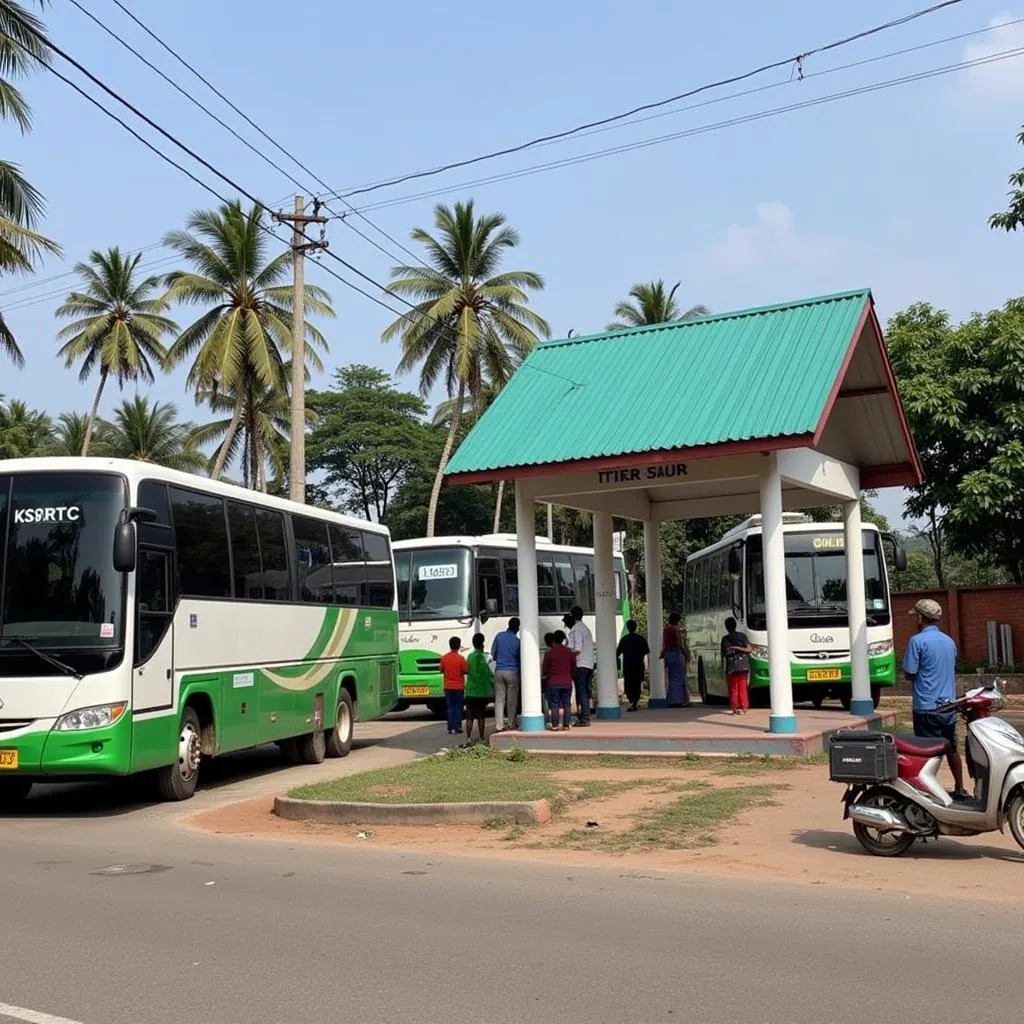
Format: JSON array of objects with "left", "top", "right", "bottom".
[
  {"left": 542, "top": 629, "right": 576, "bottom": 731},
  {"left": 439, "top": 635, "right": 468, "bottom": 736}
]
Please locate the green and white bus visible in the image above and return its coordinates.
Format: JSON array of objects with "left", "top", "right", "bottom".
[
  {"left": 392, "top": 535, "right": 630, "bottom": 716},
  {"left": 684, "top": 514, "right": 907, "bottom": 709},
  {"left": 0, "top": 457, "right": 399, "bottom": 806}
]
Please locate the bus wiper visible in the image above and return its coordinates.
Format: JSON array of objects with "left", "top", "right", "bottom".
[{"left": 0, "top": 635, "right": 83, "bottom": 680}]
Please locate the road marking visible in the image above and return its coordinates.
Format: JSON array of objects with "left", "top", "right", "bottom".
[{"left": 0, "top": 1003, "right": 83, "bottom": 1024}]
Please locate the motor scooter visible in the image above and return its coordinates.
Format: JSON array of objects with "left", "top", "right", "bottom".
[{"left": 829, "top": 683, "right": 1024, "bottom": 857}]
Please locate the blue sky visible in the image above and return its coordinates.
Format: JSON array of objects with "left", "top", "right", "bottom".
[{"left": 4, "top": 0, "right": 1024, "bottom": 527}]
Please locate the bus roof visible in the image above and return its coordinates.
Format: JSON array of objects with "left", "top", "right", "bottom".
[
  {"left": 392, "top": 534, "right": 626, "bottom": 560},
  {"left": 687, "top": 513, "right": 881, "bottom": 562},
  {"left": 0, "top": 456, "right": 391, "bottom": 537}
]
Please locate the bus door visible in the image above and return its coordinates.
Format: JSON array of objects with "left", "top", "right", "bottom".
[{"left": 133, "top": 484, "right": 176, "bottom": 714}]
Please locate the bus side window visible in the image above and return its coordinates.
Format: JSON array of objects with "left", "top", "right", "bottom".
[
  {"left": 501, "top": 557, "right": 519, "bottom": 613},
  {"left": 553, "top": 557, "right": 576, "bottom": 612},
  {"left": 536, "top": 557, "right": 557, "bottom": 614},
  {"left": 477, "top": 556, "right": 502, "bottom": 616},
  {"left": 361, "top": 531, "right": 395, "bottom": 609},
  {"left": 571, "top": 554, "right": 595, "bottom": 613}
]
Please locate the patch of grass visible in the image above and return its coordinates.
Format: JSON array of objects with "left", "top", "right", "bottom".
[
  {"left": 719, "top": 753, "right": 827, "bottom": 775},
  {"left": 503, "top": 825, "right": 526, "bottom": 842},
  {"left": 557, "top": 783, "right": 784, "bottom": 852},
  {"left": 291, "top": 746, "right": 564, "bottom": 804}
]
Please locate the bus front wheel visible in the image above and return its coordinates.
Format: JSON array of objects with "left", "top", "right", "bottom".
[
  {"left": 296, "top": 726, "right": 327, "bottom": 765},
  {"left": 156, "top": 707, "right": 201, "bottom": 801},
  {"left": 326, "top": 690, "right": 355, "bottom": 758}
]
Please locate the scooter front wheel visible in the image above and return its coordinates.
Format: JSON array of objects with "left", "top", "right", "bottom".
[
  {"left": 851, "top": 787, "right": 916, "bottom": 858},
  {"left": 1005, "top": 792, "right": 1024, "bottom": 852}
]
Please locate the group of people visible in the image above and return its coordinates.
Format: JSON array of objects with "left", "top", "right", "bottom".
[{"left": 436, "top": 604, "right": 758, "bottom": 740}]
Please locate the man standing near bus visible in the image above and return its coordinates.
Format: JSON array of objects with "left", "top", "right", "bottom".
[
  {"left": 904, "top": 598, "right": 967, "bottom": 799},
  {"left": 569, "top": 604, "right": 594, "bottom": 727},
  {"left": 490, "top": 617, "right": 521, "bottom": 732}
]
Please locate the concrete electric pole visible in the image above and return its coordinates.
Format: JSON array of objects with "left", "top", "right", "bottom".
[{"left": 273, "top": 195, "right": 328, "bottom": 503}]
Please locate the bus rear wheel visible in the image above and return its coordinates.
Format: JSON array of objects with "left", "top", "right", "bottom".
[
  {"left": 0, "top": 777, "right": 33, "bottom": 809},
  {"left": 326, "top": 690, "right": 355, "bottom": 758},
  {"left": 156, "top": 707, "right": 201, "bottom": 801}
]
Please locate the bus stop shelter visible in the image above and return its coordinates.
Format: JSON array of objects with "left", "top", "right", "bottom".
[{"left": 445, "top": 289, "right": 922, "bottom": 735}]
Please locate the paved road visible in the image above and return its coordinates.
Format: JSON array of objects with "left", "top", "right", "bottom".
[{"left": 4, "top": 708, "right": 1024, "bottom": 1023}]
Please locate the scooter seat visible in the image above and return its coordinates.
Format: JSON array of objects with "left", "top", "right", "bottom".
[{"left": 892, "top": 733, "right": 951, "bottom": 757}]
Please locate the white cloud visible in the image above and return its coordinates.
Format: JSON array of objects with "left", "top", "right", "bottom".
[
  {"left": 702, "top": 201, "right": 834, "bottom": 275},
  {"left": 960, "top": 14, "right": 1024, "bottom": 100}
]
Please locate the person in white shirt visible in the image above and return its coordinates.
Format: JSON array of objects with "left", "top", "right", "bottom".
[{"left": 568, "top": 604, "right": 594, "bottom": 726}]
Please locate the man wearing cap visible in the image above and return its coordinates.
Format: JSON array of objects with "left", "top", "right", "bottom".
[{"left": 904, "top": 598, "right": 968, "bottom": 799}]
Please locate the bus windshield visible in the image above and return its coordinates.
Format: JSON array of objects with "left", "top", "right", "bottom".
[
  {"left": 0, "top": 472, "right": 128, "bottom": 666},
  {"left": 394, "top": 546, "right": 472, "bottom": 622},
  {"left": 745, "top": 531, "right": 889, "bottom": 631}
]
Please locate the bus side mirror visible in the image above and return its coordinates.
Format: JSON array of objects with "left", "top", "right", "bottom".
[
  {"left": 479, "top": 611, "right": 490, "bottom": 626},
  {"left": 113, "top": 521, "right": 136, "bottom": 574},
  {"left": 894, "top": 545, "right": 908, "bottom": 572},
  {"left": 728, "top": 546, "right": 742, "bottom": 578}
]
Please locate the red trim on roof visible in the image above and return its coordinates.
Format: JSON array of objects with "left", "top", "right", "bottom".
[
  {"left": 861, "top": 463, "right": 920, "bottom": 489},
  {"left": 865, "top": 303, "right": 923, "bottom": 486},
  {"left": 446, "top": 433, "right": 813, "bottom": 486},
  {"left": 813, "top": 298, "right": 872, "bottom": 445},
  {"left": 810, "top": 296, "right": 923, "bottom": 487}
]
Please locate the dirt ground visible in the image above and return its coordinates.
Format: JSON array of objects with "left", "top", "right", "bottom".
[{"left": 187, "top": 760, "right": 1024, "bottom": 902}]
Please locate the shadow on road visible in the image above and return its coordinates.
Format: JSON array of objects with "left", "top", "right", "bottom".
[
  {"left": 791, "top": 828, "right": 1024, "bottom": 864},
  {"left": 3, "top": 711, "right": 443, "bottom": 820}
]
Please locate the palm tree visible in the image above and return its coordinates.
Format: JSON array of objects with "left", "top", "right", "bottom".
[
  {"left": 189, "top": 379, "right": 313, "bottom": 492},
  {"left": 163, "top": 200, "right": 333, "bottom": 481},
  {"left": 55, "top": 247, "right": 176, "bottom": 454},
  {"left": 383, "top": 199, "right": 549, "bottom": 536},
  {"left": 0, "top": 395, "right": 51, "bottom": 457},
  {"left": 105, "top": 396, "right": 205, "bottom": 473},
  {"left": 0, "top": 0, "right": 62, "bottom": 366},
  {"left": 606, "top": 280, "right": 709, "bottom": 331},
  {"left": 42, "top": 410, "right": 113, "bottom": 456}
]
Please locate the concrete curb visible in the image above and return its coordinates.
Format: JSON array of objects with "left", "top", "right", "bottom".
[{"left": 273, "top": 795, "right": 551, "bottom": 826}]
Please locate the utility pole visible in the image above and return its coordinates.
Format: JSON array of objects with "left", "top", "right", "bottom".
[{"left": 273, "top": 195, "right": 328, "bottom": 503}]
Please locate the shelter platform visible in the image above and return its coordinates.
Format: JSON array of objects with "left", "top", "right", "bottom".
[{"left": 488, "top": 704, "right": 898, "bottom": 758}]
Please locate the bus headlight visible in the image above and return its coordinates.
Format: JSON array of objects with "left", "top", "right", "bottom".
[
  {"left": 54, "top": 702, "right": 127, "bottom": 731},
  {"left": 749, "top": 645, "right": 769, "bottom": 661},
  {"left": 867, "top": 641, "right": 893, "bottom": 658}
]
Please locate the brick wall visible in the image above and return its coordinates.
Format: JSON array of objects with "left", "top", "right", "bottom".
[{"left": 892, "top": 585, "right": 1024, "bottom": 664}]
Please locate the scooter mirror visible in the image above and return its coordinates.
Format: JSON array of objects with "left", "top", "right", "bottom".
[{"left": 966, "top": 686, "right": 983, "bottom": 698}]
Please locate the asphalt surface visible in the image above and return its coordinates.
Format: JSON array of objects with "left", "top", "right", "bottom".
[{"left": 3, "top": 708, "right": 1024, "bottom": 1023}]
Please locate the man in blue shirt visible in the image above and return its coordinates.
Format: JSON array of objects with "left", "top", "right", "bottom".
[
  {"left": 903, "top": 598, "right": 966, "bottom": 798},
  {"left": 490, "top": 617, "right": 521, "bottom": 732}
]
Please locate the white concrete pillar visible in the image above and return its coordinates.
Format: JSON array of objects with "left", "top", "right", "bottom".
[
  {"left": 760, "top": 454, "right": 796, "bottom": 733},
  {"left": 644, "top": 520, "right": 666, "bottom": 708},
  {"left": 844, "top": 499, "right": 873, "bottom": 716},
  {"left": 514, "top": 483, "right": 544, "bottom": 732},
  {"left": 593, "top": 511, "right": 621, "bottom": 719}
]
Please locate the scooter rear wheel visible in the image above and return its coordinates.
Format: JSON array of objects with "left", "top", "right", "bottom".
[{"left": 851, "top": 787, "right": 916, "bottom": 858}]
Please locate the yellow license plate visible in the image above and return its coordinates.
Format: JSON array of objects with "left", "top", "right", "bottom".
[
  {"left": 0, "top": 749, "right": 18, "bottom": 770},
  {"left": 806, "top": 668, "right": 842, "bottom": 682},
  {"left": 402, "top": 686, "right": 431, "bottom": 697}
]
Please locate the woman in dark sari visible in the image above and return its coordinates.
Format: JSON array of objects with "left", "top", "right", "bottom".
[{"left": 660, "top": 612, "right": 691, "bottom": 707}]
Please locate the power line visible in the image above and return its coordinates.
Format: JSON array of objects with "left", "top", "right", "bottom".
[
  {"left": 102, "top": 0, "right": 422, "bottom": 265},
  {"left": 349, "top": 46, "right": 1024, "bottom": 216},
  {"left": 330, "top": 0, "right": 968, "bottom": 200}
]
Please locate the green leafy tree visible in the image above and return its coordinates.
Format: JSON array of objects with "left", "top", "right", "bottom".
[
  {"left": 55, "top": 247, "right": 175, "bottom": 455},
  {"left": 163, "top": 200, "right": 333, "bottom": 480},
  {"left": 606, "top": 280, "right": 708, "bottom": 331},
  {"left": 307, "top": 364, "right": 431, "bottom": 520},
  {"left": 0, "top": 0, "right": 61, "bottom": 366},
  {"left": 990, "top": 124, "right": 1024, "bottom": 233},
  {"left": 105, "top": 395, "right": 205, "bottom": 473},
  {"left": 0, "top": 395, "right": 50, "bottom": 457},
  {"left": 382, "top": 199, "right": 549, "bottom": 537},
  {"left": 190, "top": 379, "right": 302, "bottom": 492},
  {"left": 41, "top": 410, "right": 113, "bottom": 457}
]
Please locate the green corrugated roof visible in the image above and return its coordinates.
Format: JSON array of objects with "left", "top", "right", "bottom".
[{"left": 445, "top": 288, "right": 872, "bottom": 477}]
